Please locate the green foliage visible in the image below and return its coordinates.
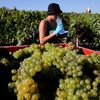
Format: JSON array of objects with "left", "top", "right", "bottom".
[
  {"left": 68, "top": 13, "right": 100, "bottom": 50},
  {"left": 0, "top": 7, "right": 100, "bottom": 50},
  {"left": 0, "top": 7, "right": 46, "bottom": 46}
]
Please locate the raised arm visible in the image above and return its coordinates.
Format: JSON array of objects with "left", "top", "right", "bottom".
[{"left": 39, "top": 20, "right": 56, "bottom": 45}]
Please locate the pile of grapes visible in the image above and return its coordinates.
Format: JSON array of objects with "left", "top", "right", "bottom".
[{"left": 8, "top": 43, "right": 100, "bottom": 100}]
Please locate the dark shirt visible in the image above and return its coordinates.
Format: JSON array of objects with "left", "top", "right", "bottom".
[{"left": 45, "top": 19, "right": 62, "bottom": 44}]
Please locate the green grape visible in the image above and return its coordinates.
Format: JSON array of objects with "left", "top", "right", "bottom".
[
  {"left": 92, "top": 81, "right": 98, "bottom": 87},
  {"left": 93, "top": 70, "right": 98, "bottom": 75},
  {"left": 95, "top": 77, "right": 100, "bottom": 83},
  {"left": 35, "top": 65, "right": 42, "bottom": 72},
  {"left": 24, "top": 93, "right": 31, "bottom": 100},
  {"left": 8, "top": 82, "right": 15, "bottom": 89},
  {"left": 31, "top": 94, "right": 39, "bottom": 100},
  {"left": 81, "top": 92, "right": 88, "bottom": 99},
  {"left": 13, "top": 49, "right": 24, "bottom": 59},
  {"left": 73, "top": 95, "right": 78, "bottom": 100},
  {"left": 29, "top": 68, "right": 36, "bottom": 76},
  {"left": 11, "top": 69, "right": 17, "bottom": 74},
  {"left": 1, "top": 58, "right": 10, "bottom": 66},
  {"left": 86, "top": 84, "right": 91, "bottom": 90},
  {"left": 12, "top": 75, "right": 17, "bottom": 81},
  {"left": 7, "top": 43, "right": 100, "bottom": 99}
]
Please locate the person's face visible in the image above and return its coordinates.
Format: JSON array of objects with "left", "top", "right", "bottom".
[
  {"left": 48, "top": 15, "right": 56, "bottom": 21},
  {"left": 51, "top": 13, "right": 60, "bottom": 20},
  {"left": 53, "top": 14, "right": 58, "bottom": 20},
  {"left": 48, "top": 13, "right": 60, "bottom": 21}
]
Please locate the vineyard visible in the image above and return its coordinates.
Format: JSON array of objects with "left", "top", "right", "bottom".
[
  {"left": 0, "top": 7, "right": 100, "bottom": 50},
  {"left": 0, "top": 7, "right": 100, "bottom": 100}
]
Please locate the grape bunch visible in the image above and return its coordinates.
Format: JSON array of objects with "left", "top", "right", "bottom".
[
  {"left": 16, "top": 78, "right": 39, "bottom": 100},
  {"left": 13, "top": 43, "right": 41, "bottom": 59},
  {"left": 9, "top": 44, "right": 43, "bottom": 100},
  {"left": 55, "top": 53, "right": 100, "bottom": 100},
  {"left": 8, "top": 43, "right": 100, "bottom": 100}
]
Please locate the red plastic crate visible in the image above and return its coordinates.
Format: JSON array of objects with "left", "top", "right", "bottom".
[
  {"left": 55, "top": 44, "right": 100, "bottom": 55},
  {"left": 0, "top": 44, "right": 100, "bottom": 55},
  {"left": 0, "top": 45, "right": 29, "bottom": 52},
  {"left": 77, "top": 46, "right": 100, "bottom": 55}
]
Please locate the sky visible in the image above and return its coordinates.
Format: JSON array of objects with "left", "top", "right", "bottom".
[{"left": 0, "top": 0, "right": 100, "bottom": 13}]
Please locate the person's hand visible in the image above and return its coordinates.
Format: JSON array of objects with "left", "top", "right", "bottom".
[
  {"left": 58, "top": 30, "right": 71, "bottom": 37},
  {"left": 54, "top": 17, "right": 68, "bottom": 36},
  {"left": 54, "top": 17, "right": 71, "bottom": 36},
  {"left": 64, "top": 31, "right": 71, "bottom": 36},
  {"left": 54, "top": 24, "right": 64, "bottom": 36}
]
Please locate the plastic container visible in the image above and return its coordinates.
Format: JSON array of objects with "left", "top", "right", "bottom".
[
  {"left": 0, "top": 45, "right": 29, "bottom": 52},
  {"left": 0, "top": 44, "right": 100, "bottom": 55},
  {"left": 77, "top": 46, "right": 100, "bottom": 55}
]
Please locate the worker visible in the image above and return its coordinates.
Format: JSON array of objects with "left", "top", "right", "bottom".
[{"left": 39, "top": 3, "right": 70, "bottom": 45}]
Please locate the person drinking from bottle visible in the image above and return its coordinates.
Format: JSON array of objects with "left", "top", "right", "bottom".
[{"left": 39, "top": 3, "right": 70, "bottom": 45}]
